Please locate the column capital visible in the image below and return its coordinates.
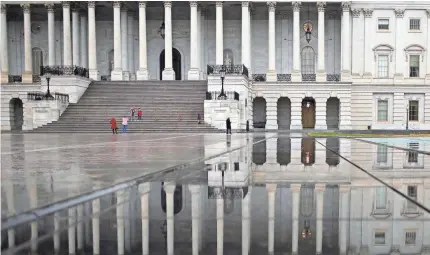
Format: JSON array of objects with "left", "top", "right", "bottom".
[
  {"left": 341, "top": 2, "right": 351, "bottom": 12},
  {"left": 292, "top": 1, "right": 301, "bottom": 12},
  {"left": 290, "top": 184, "right": 301, "bottom": 193},
  {"left": 190, "top": 1, "right": 198, "bottom": 8},
  {"left": 351, "top": 8, "right": 361, "bottom": 18},
  {"left": 62, "top": 2, "right": 70, "bottom": 9},
  {"left": 395, "top": 9, "right": 405, "bottom": 18},
  {"left": 164, "top": 1, "right": 172, "bottom": 8},
  {"left": 21, "top": 3, "right": 31, "bottom": 13},
  {"left": 113, "top": 1, "right": 121, "bottom": 9},
  {"left": 363, "top": 8, "right": 373, "bottom": 18},
  {"left": 339, "top": 185, "right": 351, "bottom": 193},
  {"left": 88, "top": 1, "right": 96, "bottom": 8},
  {"left": 266, "top": 184, "right": 277, "bottom": 193},
  {"left": 45, "top": 3, "right": 55, "bottom": 13},
  {"left": 267, "top": 2, "right": 276, "bottom": 12},
  {"left": 317, "top": 2, "right": 326, "bottom": 12},
  {"left": 215, "top": 1, "right": 223, "bottom": 8},
  {"left": 242, "top": 1, "right": 249, "bottom": 8},
  {"left": 1, "top": 4, "right": 6, "bottom": 14},
  {"left": 315, "top": 184, "right": 326, "bottom": 192},
  {"left": 138, "top": 1, "right": 146, "bottom": 8}
]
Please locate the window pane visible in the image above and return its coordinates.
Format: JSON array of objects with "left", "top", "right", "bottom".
[
  {"left": 410, "top": 19, "right": 420, "bottom": 30},
  {"left": 377, "top": 100, "right": 388, "bottom": 121},
  {"left": 409, "top": 55, "right": 420, "bottom": 77},
  {"left": 409, "top": 100, "right": 419, "bottom": 121},
  {"left": 405, "top": 231, "right": 416, "bottom": 245},
  {"left": 374, "top": 232, "right": 386, "bottom": 245},
  {"left": 301, "top": 46, "right": 315, "bottom": 74},
  {"left": 377, "top": 144, "right": 388, "bottom": 163},
  {"left": 378, "top": 55, "right": 389, "bottom": 78},
  {"left": 375, "top": 187, "right": 386, "bottom": 209},
  {"left": 378, "top": 19, "right": 389, "bottom": 30}
]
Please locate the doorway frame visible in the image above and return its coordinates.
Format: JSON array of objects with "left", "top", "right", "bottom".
[{"left": 301, "top": 97, "right": 316, "bottom": 129}]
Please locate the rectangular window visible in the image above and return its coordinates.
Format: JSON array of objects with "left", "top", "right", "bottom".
[
  {"left": 378, "top": 55, "right": 389, "bottom": 78},
  {"left": 374, "top": 231, "right": 386, "bottom": 245},
  {"left": 375, "top": 187, "right": 387, "bottom": 209},
  {"left": 409, "top": 55, "right": 420, "bottom": 77},
  {"left": 410, "top": 19, "right": 420, "bottom": 30},
  {"left": 409, "top": 100, "right": 419, "bottom": 121},
  {"left": 407, "top": 143, "right": 419, "bottom": 163},
  {"left": 407, "top": 185, "right": 418, "bottom": 210},
  {"left": 378, "top": 19, "right": 389, "bottom": 30},
  {"left": 377, "top": 144, "right": 388, "bottom": 163},
  {"left": 405, "top": 231, "right": 416, "bottom": 245},
  {"left": 377, "top": 100, "right": 388, "bottom": 122}
]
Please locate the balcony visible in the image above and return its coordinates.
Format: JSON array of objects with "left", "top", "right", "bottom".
[
  {"left": 251, "top": 73, "right": 341, "bottom": 83},
  {"left": 207, "top": 64, "right": 249, "bottom": 79}
]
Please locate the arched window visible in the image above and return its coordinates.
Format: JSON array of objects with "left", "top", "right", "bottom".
[
  {"left": 32, "top": 48, "right": 43, "bottom": 75},
  {"left": 301, "top": 46, "right": 315, "bottom": 74}
]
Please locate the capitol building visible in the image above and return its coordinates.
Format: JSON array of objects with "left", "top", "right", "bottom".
[{"left": 1, "top": 1, "right": 430, "bottom": 131}]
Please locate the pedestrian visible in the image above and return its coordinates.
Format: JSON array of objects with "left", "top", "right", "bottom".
[
  {"left": 122, "top": 116, "right": 128, "bottom": 133},
  {"left": 137, "top": 108, "right": 143, "bottom": 120},
  {"left": 226, "top": 117, "right": 232, "bottom": 135},
  {"left": 197, "top": 113, "right": 201, "bottom": 124},
  {"left": 130, "top": 106, "right": 136, "bottom": 121},
  {"left": 110, "top": 117, "right": 118, "bottom": 134}
]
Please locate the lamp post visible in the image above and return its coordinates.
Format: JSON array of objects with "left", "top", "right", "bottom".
[
  {"left": 45, "top": 73, "right": 54, "bottom": 99},
  {"left": 218, "top": 65, "right": 226, "bottom": 100}
]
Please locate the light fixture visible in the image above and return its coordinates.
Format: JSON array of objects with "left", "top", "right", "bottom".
[
  {"left": 218, "top": 65, "right": 227, "bottom": 99},
  {"left": 302, "top": 220, "right": 312, "bottom": 239},
  {"left": 158, "top": 22, "right": 165, "bottom": 39},
  {"left": 306, "top": 102, "right": 311, "bottom": 108},
  {"left": 305, "top": 27, "right": 311, "bottom": 43}
]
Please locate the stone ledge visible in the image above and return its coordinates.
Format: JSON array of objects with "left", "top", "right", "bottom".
[{"left": 40, "top": 76, "right": 91, "bottom": 103}]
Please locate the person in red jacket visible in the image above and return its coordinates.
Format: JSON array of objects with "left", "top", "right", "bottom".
[
  {"left": 137, "top": 108, "right": 143, "bottom": 120},
  {"left": 110, "top": 117, "right": 118, "bottom": 134}
]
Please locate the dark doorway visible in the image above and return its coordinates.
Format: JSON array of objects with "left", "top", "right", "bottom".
[
  {"left": 159, "top": 48, "right": 181, "bottom": 80},
  {"left": 10, "top": 98, "right": 23, "bottom": 130},
  {"left": 302, "top": 98, "right": 316, "bottom": 129}
]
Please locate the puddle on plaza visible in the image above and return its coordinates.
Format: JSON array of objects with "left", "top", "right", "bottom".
[{"left": 1, "top": 135, "right": 430, "bottom": 255}]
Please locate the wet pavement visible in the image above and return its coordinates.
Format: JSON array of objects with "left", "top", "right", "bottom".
[{"left": 1, "top": 133, "right": 430, "bottom": 255}]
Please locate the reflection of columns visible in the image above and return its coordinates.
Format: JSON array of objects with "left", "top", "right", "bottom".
[
  {"left": 266, "top": 2, "right": 277, "bottom": 82},
  {"left": 339, "top": 185, "right": 350, "bottom": 255},
  {"left": 189, "top": 185, "right": 201, "bottom": 255},
  {"left": 188, "top": 1, "right": 200, "bottom": 80},
  {"left": 316, "top": 2, "right": 326, "bottom": 82},
  {"left": 139, "top": 183, "right": 151, "bottom": 255},
  {"left": 315, "top": 184, "right": 325, "bottom": 255},
  {"left": 54, "top": 211, "right": 61, "bottom": 253},
  {"left": 5, "top": 182, "right": 15, "bottom": 248},
  {"left": 340, "top": 2, "right": 351, "bottom": 81},
  {"left": 0, "top": 4, "right": 8, "bottom": 84},
  {"left": 121, "top": 7, "right": 129, "bottom": 80},
  {"left": 315, "top": 98, "right": 327, "bottom": 130},
  {"left": 72, "top": 7, "right": 80, "bottom": 66},
  {"left": 88, "top": 1, "right": 99, "bottom": 80},
  {"left": 242, "top": 187, "right": 251, "bottom": 255},
  {"left": 80, "top": 13, "right": 88, "bottom": 68},
  {"left": 92, "top": 195, "right": 101, "bottom": 255},
  {"left": 164, "top": 183, "right": 176, "bottom": 255},
  {"left": 68, "top": 207, "right": 77, "bottom": 255},
  {"left": 63, "top": 2, "right": 72, "bottom": 66},
  {"left": 290, "top": 99, "right": 303, "bottom": 130},
  {"left": 267, "top": 184, "right": 277, "bottom": 254},
  {"left": 162, "top": 1, "right": 175, "bottom": 80},
  {"left": 291, "top": 1, "right": 301, "bottom": 82},
  {"left": 266, "top": 97, "right": 278, "bottom": 130},
  {"left": 46, "top": 4, "right": 55, "bottom": 66},
  {"left": 127, "top": 13, "right": 135, "bottom": 80},
  {"left": 22, "top": 4, "right": 33, "bottom": 83},
  {"left": 111, "top": 1, "right": 123, "bottom": 81},
  {"left": 77, "top": 204, "right": 84, "bottom": 250},
  {"left": 215, "top": 2, "right": 223, "bottom": 65},
  {"left": 117, "top": 189, "right": 125, "bottom": 255},
  {"left": 291, "top": 184, "right": 301, "bottom": 255},
  {"left": 136, "top": 2, "right": 149, "bottom": 80},
  {"left": 26, "top": 178, "right": 38, "bottom": 253},
  {"left": 216, "top": 188, "right": 224, "bottom": 255}
]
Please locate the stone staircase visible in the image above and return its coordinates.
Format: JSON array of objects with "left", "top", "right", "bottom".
[{"left": 31, "top": 80, "right": 222, "bottom": 133}]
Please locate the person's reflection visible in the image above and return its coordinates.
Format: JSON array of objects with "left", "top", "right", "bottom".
[
  {"left": 226, "top": 135, "right": 231, "bottom": 148},
  {"left": 301, "top": 138, "right": 315, "bottom": 165}
]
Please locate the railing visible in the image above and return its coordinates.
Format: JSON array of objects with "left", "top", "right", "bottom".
[
  {"left": 302, "top": 74, "right": 316, "bottom": 82},
  {"left": 8, "top": 75, "right": 22, "bottom": 83},
  {"left": 327, "top": 74, "right": 341, "bottom": 82},
  {"left": 27, "top": 91, "right": 69, "bottom": 103},
  {"left": 207, "top": 64, "right": 249, "bottom": 78},
  {"left": 41, "top": 65, "right": 89, "bottom": 78},
  {"left": 277, "top": 74, "right": 292, "bottom": 82},
  {"left": 252, "top": 74, "right": 266, "bottom": 82},
  {"left": 206, "top": 91, "right": 239, "bottom": 101}
]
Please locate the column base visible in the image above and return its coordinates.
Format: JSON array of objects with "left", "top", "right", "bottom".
[
  {"left": 394, "top": 73, "right": 404, "bottom": 83},
  {"left": 111, "top": 69, "right": 123, "bottom": 81},
  {"left": 22, "top": 71, "right": 33, "bottom": 83},
  {"left": 266, "top": 71, "right": 277, "bottom": 82},
  {"left": 188, "top": 68, "right": 200, "bottom": 80},
  {"left": 340, "top": 70, "right": 352, "bottom": 82},
  {"left": 0, "top": 71, "right": 9, "bottom": 84},
  {"left": 122, "top": 71, "right": 130, "bottom": 81},
  {"left": 162, "top": 68, "right": 175, "bottom": 80},
  {"left": 89, "top": 69, "right": 100, "bottom": 81},
  {"left": 316, "top": 71, "right": 326, "bottom": 82},
  {"left": 136, "top": 69, "right": 150, "bottom": 80},
  {"left": 291, "top": 71, "right": 302, "bottom": 82}
]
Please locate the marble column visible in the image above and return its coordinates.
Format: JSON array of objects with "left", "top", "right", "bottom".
[
  {"left": 215, "top": 2, "right": 223, "bottom": 65},
  {"left": 362, "top": 9, "right": 373, "bottom": 79},
  {"left": 340, "top": 2, "right": 351, "bottom": 82},
  {"left": 339, "top": 185, "right": 350, "bottom": 255},
  {"left": 164, "top": 183, "right": 176, "bottom": 255},
  {"left": 92, "top": 196, "right": 101, "bottom": 255},
  {"left": 315, "top": 97, "right": 327, "bottom": 130},
  {"left": 315, "top": 184, "right": 325, "bottom": 255},
  {"left": 200, "top": 8, "right": 206, "bottom": 78},
  {"left": 241, "top": 2, "right": 250, "bottom": 70},
  {"left": 426, "top": 10, "right": 430, "bottom": 83},
  {"left": 316, "top": 2, "right": 326, "bottom": 82},
  {"left": 189, "top": 185, "right": 201, "bottom": 255},
  {"left": 63, "top": 2, "right": 72, "bottom": 66},
  {"left": 72, "top": 7, "right": 80, "bottom": 66},
  {"left": 46, "top": 4, "right": 55, "bottom": 66},
  {"left": 242, "top": 187, "right": 251, "bottom": 255},
  {"left": 136, "top": 2, "right": 149, "bottom": 80},
  {"left": 0, "top": 4, "right": 8, "bottom": 83},
  {"left": 162, "top": 1, "right": 175, "bottom": 80},
  {"left": 117, "top": 189, "right": 125, "bottom": 255},
  {"left": 80, "top": 13, "right": 88, "bottom": 68},
  {"left": 266, "top": 97, "right": 278, "bottom": 130},
  {"left": 68, "top": 207, "right": 77, "bottom": 255},
  {"left": 121, "top": 7, "right": 129, "bottom": 80},
  {"left": 22, "top": 4, "right": 33, "bottom": 83},
  {"left": 188, "top": 1, "right": 200, "bottom": 80},
  {"left": 266, "top": 2, "right": 277, "bottom": 82},
  {"left": 111, "top": 1, "right": 123, "bottom": 81},
  {"left": 139, "top": 183, "right": 151, "bottom": 255},
  {"left": 197, "top": 6, "right": 202, "bottom": 78},
  {"left": 267, "top": 184, "right": 277, "bottom": 255},
  {"left": 394, "top": 9, "right": 405, "bottom": 81},
  {"left": 216, "top": 189, "right": 224, "bottom": 255},
  {"left": 88, "top": 1, "right": 99, "bottom": 80},
  {"left": 291, "top": 184, "right": 301, "bottom": 255},
  {"left": 127, "top": 13, "right": 135, "bottom": 80},
  {"left": 291, "top": 1, "right": 301, "bottom": 82}
]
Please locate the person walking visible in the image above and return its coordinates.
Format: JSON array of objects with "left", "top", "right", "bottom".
[
  {"left": 226, "top": 117, "right": 232, "bottom": 135},
  {"left": 110, "top": 117, "right": 118, "bottom": 134},
  {"left": 197, "top": 113, "right": 201, "bottom": 124},
  {"left": 122, "top": 116, "right": 128, "bottom": 133},
  {"left": 130, "top": 106, "right": 136, "bottom": 121},
  {"left": 137, "top": 108, "right": 143, "bottom": 120}
]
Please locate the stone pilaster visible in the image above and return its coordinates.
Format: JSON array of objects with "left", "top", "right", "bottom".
[
  {"left": 316, "top": 2, "right": 326, "bottom": 82},
  {"left": 162, "top": 1, "right": 175, "bottom": 80},
  {"left": 72, "top": 7, "right": 80, "bottom": 66},
  {"left": 394, "top": 9, "right": 405, "bottom": 82},
  {"left": 341, "top": 2, "right": 351, "bottom": 82},
  {"left": 351, "top": 8, "right": 363, "bottom": 78},
  {"left": 22, "top": 3, "right": 33, "bottom": 83},
  {"left": 362, "top": 8, "right": 373, "bottom": 80},
  {"left": 63, "top": 2, "right": 72, "bottom": 66},
  {"left": 88, "top": 1, "right": 99, "bottom": 80},
  {"left": 111, "top": 1, "right": 123, "bottom": 81},
  {"left": 46, "top": 4, "right": 55, "bottom": 66},
  {"left": 266, "top": 2, "right": 277, "bottom": 82},
  {"left": 188, "top": 1, "right": 200, "bottom": 80},
  {"left": 215, "top": 2, "right": 223, "bottom": 65},
  {"left": 242, "top": 2, "right": 250, "bottom": 73},
  {"left": 121, "top": 6, "right": 129, "bottom": 80},
  {"left": 291, "top": 1, "right": 301, "bottom": 82}
]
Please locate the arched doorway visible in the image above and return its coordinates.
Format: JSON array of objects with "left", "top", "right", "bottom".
[
  {"left": 32, "top": 47, "right": 43, "bottom": 75},
  {"left": 253, "top": 97, "right": 266, "bottom": 128},
  {"left": 301, "top": 138, "right": 315, "bottom": 166},
  {"left": 159, "top": 48, "right": 181, "bottom": 80},
  {"left": 9, "top": 98, "right": 23, "bottom": 130},
  {"left": 326, "top": 138, "right": 340, "bottom": 166},
  {"left": 277, "top": 97, "right": 291, "bottom": 130},
  {"left": 326, "top": 97, "right": 340, "bottom": 129},
  {"left": 302, "top": 98, "right": 316, "bottom": 129}
]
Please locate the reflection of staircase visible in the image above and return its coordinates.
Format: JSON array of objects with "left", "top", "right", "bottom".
[{"left": 32, "top": 81, "right": 222, "bottom": 133}]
